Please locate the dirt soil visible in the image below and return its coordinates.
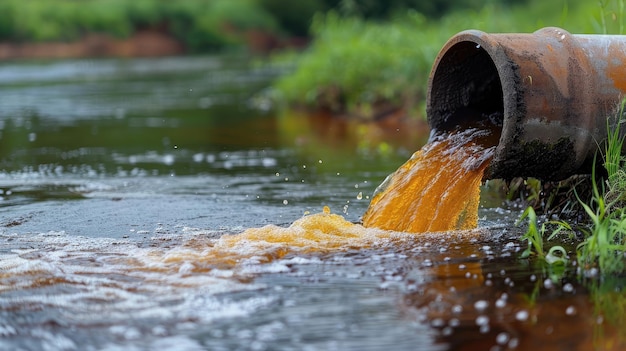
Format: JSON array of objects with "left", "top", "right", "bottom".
[{"left": 0, "top": 30, "right": 186, "bottom": 60}]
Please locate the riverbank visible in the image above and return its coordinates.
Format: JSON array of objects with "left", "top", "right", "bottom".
[
  {"left": 0, "top": 28, "right": 309, "bottom": 60},
  {"left": 0, "top": 29, "right": 184, "bottom": 60}
]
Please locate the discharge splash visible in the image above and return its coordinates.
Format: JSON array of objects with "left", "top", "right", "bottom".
[
  {"left": 190, "top": 124, "right": 499, "bottom": 264},
  {"left": 362, "top": 127, "right": 497, "bottom": 233}
]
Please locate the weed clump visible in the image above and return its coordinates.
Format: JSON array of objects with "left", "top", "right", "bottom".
[{"left": 518, "top": 104, "right": 626, "bottom": 277}]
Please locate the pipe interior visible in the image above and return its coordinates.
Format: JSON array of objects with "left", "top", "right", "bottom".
[{"left": 428, "top": 41, "right": 504, "bottom": 134}]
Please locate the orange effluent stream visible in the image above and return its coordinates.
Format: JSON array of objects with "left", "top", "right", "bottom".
[
  {"left": 7, "top": 128, "right": 496, "bottom": 291},
  {"left": 362, "top": 129, "right": 495, "bottom": 233},
  {"left": 165, "top": 128, "right": 496, "bottom": 269}
]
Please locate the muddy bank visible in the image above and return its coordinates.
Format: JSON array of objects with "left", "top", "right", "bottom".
[
  {"left": 0, "top": 29, "right": 306, "bottom": 60},
  {"left": 0, "top": 30, "right": 188, "bottom": 60}
]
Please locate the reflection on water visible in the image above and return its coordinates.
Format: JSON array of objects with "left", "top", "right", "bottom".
[{"left": 0, "top": 56, "right": 624, "bottom": 350}]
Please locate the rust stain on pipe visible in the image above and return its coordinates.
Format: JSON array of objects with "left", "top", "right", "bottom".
[{"left": 427, "top": 27, "right": 626, "bottom": 180}]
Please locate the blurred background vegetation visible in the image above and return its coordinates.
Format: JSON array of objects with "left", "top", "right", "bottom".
[
  {"left": 1, "top": 0, "right": 624, "bottom": 118},
  {"left": 0, "top": 0, "right": 529, "bottom": 47},
  {"left": 270, "top": 0, "right": 626, "bottom": 119}
]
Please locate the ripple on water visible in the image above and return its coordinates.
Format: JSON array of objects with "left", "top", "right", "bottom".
[
  {"left": 0, "top": 208, "right": 487, "bottom": 350},
  {"left": 2, "top": 211, "right": 624, "bottom": 350}
]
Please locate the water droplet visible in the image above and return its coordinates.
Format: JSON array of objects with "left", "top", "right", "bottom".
[
  {"left": 562, "top": 283, "right": 574, "bottom": 293},
  {"left": 282, "top": 200, "right": 288, "bottom": 205},
  {"left": 474, "top": 300, "right": 488, "bottom": 311},
  {"left": 496, "top": 332, "right": 510, "bottom": 345},
  {"left": 515, "top": 310, "right": 529, "bottom": 321},
  {"left": 163, "top": 154, "right": 175, "bottom": 166},
  {"left": 318, "top": 159, "right": 323, "bottom": 164},
  {"left": 565, "top": 306, "right": 577, "bottom": 316},
  {"left": 28, "top": 133, "right": 36, "bottom": 142},
  {"left": 475, "top": 315, "right": 489, "bottom": 326},
  {"left": 476, "top": 44, "right": 481, "bottom": 49},
  {"left": 431, "top": 318, "right": 445, "bottom": 327},
  {"left": 193, "top": 153, "right": 204, "bottom": 162},
  {"left": 275, "top": 172, "right": 280, "bottom": 177},
  {"left": 543, "top": 278, "right": 554, "bottom": 289},
  {"left": 356, "top": 192, "right": 363, "bottom": 200}
]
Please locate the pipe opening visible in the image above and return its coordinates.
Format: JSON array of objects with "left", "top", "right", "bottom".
[{"left": 428, "top": 41, "right": 504, "bottom": 136}]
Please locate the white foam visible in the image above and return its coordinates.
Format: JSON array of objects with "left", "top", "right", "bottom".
[{"left": 0, "top": 230, "right": 274, "bottom": 333}]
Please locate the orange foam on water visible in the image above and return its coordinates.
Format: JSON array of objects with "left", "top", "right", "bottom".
[{"left": 161, "top": 206, "right": 392, "bottom": 268}]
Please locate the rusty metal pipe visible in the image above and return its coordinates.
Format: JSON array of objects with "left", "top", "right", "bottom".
[{"left": 426, "top": 27, "right": 626, "bottom": 180}]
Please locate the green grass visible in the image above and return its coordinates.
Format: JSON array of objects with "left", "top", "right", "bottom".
[
  {"left": 0, "top": 0, "right": 296, "bottom": 52},
  {"left": 540, "top": 103, "right": 626, "bottom": 277},
  {"left": 573, "top": 111, "right": 626, "bottom": 276},
  {"left": 273, "top": 12, "right": 439, "bottom": 118},
  {"left": 516, "top": 206, "right": 569, "bottom": 265}
]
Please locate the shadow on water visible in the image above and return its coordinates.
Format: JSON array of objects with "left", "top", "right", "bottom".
[{"left": 0, "top": 55, "right": 624, "bottom": 350}]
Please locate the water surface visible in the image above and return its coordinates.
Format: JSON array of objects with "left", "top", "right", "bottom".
[{"left": 0, "top": 55, "right": 623, "bottom": 351}]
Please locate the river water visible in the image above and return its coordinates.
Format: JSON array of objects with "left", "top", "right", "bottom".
[{"left": 0, "top": 55, "right": 623, "bottom": 351}]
